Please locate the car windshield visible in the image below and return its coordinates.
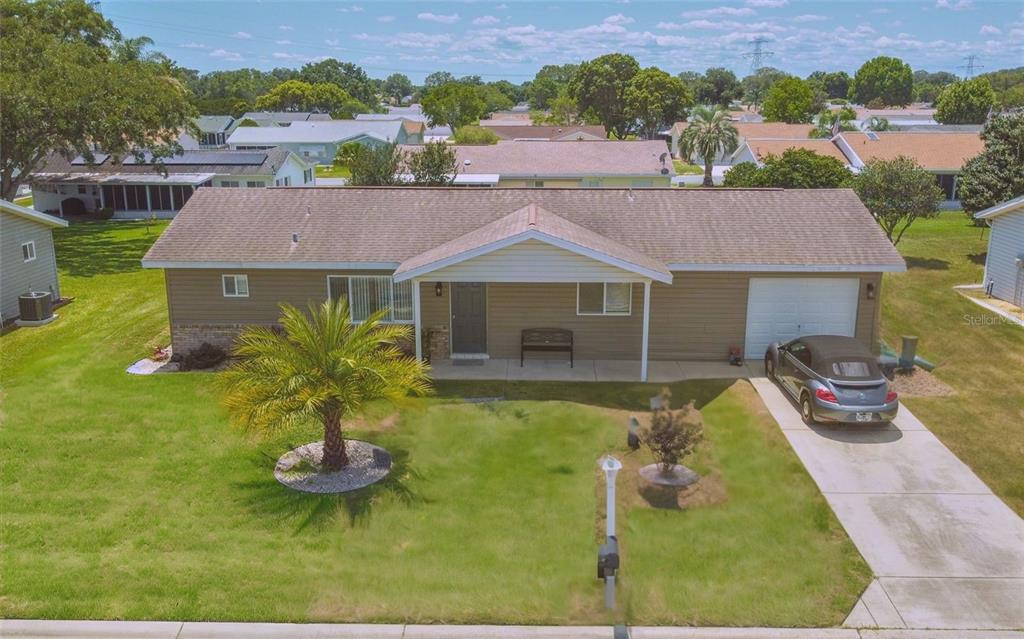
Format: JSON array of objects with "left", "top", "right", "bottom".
[{"left": 818, "top": 357, "right": 880, "bottom": 380}]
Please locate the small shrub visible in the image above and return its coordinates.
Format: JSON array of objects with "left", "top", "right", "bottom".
[
  {"left": 452, "top": 125, "right": 499, "bottom": 145},
  {"left": 181, "top": 342, "right": 227, "bottom": 371},
  {"left": 640, "top": 388, "right": 704, "bottom": 473},
  {"left": 95, "top": 207, "right": 115, "bottom": 220}
]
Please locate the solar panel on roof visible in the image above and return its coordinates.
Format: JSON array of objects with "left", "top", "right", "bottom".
[
  {"left": 121, "top": 151, "right": 268, "bottom": 166},
  {"left": 70, "top": 153, "right": 110, "bottom": 165}
]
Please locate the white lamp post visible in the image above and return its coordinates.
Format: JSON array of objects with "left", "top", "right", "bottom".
[
  {"left": 601, "top": 455, "right": 622, "bottom": 538},
  {"left": 599, "top": 455, "right": 623, "bottom": 611}
]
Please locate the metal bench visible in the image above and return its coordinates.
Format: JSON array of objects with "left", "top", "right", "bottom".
[{"left": 521, "top": 328, "right": 574, "bottom": 367}]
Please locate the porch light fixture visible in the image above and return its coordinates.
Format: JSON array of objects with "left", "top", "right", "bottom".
[
  {"left": 435, "top": 282, "right": 443, "bottom": 297},
  {"left": 866, "top": 282, "right": 875, "bottom": 300}
]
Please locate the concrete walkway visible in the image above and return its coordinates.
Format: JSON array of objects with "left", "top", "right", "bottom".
[
  {"left": 751, "top": 377, "right": 1024, "bottom": 631},
  {"left": 3, "top": 620, "right": 1022, "bottom": 638},
  {"left": 431, "top": 358, "right": 755, "bottom": 382}
]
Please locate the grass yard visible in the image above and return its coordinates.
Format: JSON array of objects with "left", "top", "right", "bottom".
[
  {"left": 672, "top": 160, "right": 703, "bottom": 175},
  {"left": 0, "top": 222, "right": 868, "bottom": 626},
  {"left": 881, "top": 211, "right": 1024, "bottom": 515},
  {"left": 316, "top": 164, "right": 352, "bottom": 179}
]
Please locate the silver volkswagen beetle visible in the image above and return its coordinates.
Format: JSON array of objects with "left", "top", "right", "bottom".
[{"left": 764, "top": 335, "right": 899, "bottom": 424}]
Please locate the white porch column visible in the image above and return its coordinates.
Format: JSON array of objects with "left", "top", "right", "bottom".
[
  {"left": 412, "top": 279, "right": 423, "bottom": 361},
  {"left": 641, "top": 279, "right": 651, "bottom": 382}
]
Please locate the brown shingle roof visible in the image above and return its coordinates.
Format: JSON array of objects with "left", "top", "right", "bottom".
[
  {"left": 745, "top": 138, "right": 852, "bottom": 165},
  {"left": 673, "top": 121, "right": 813, "bottom": 140},
  {"left": 481, "top": 125, "right": 608, "bottom": 140},
  {"left": 840, "top": 132, "right": 983, "bottom": 171},
  {"left": 143, "top": 187, "right": 904, "bottom": 271},
  {"left": 393, "top": 203, "right": 671, "bottom": 281},
  {"left": 32, "top": 148, "right": 298, "bottom": 179},
  {"left": 401, "top": 140, "right": 672, "bottom": 177}
]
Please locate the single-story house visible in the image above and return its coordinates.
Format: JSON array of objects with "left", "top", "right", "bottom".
[
  {"left": 227, "top": 120, "right": 425, "bottom": 164},
  {"left": 670, "top": 121, "right": 813, "bottom": 160},
  {"left": 355, "top": 105, "right": 452, "bottom": 141},
  {"left": 238, "top": 111, "right": 332, "bottom": 127},
  {"left": 30, "top": 148, "right": 314, "bottom": 219},
  {"left": 975, "top": 195, "right": 1024, "bottom": 308},
  {"left": 192, "top": 115, "right": 239, "bottom": 148},
  {"left": 480, "top": 125, "right": 607, "bottom": 141},
  {"left": 142, "top": 187, "right": 905, "bottom": 380},
  {"left": 399, "top": 140, "right": 674, "bottom": 188},
  {"left": 835, "top": 131, "right": 983, "bottom": 207},
  {"left": 1, "top": 199, "right": 67, "bottom": 324},
  {"left": 732, "top": 137, "right": 854, "bottom": 168}
]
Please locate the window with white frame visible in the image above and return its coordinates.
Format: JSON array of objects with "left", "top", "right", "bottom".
[
  {"left": 577, "top": 283, "right": 631, "bottom": 315},
  {"left": 327, "top": 275, "right": 413, "bottom": 323},
  {"left": 246, "top": 181, "right": 262, "bottom": 188},
  {"left": 222, "top": 274, "right": 249, "bottom": 297},
  {"left": 221, "top": 180, "right": 240, "bottom": 188},
  {"left": 21, "top": 241, "right": 36, "bottom": 262}
]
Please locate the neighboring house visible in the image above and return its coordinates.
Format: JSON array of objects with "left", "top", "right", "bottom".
[
  {"left": 142, "top": 187, "right": 904, "bottom": 380},
  {"left": 480, "top": 125, "right": 607, "bottom": 141},
  {"left": 30, "top": 148, "right": 314, "bottom": 219},
  {"left": 238, "top": 111, "right": 332, "bottom": 127},
  {"left": 227, "top": 120, "right": 425, "bottom": 164},
  {"left": 400, "top": 140, "right": 673, "bottom": 187},
  {"left": 670, "top": 121, "right": 813, "bottom": 162},
  {"left": 835, "top": 131, "right": 984, "bottom": 207},
  {"left": 194, "top": 115, "right": 239, "bottom": 148},
  {"left": 0, "top": 199, "right": 67, "bottom": 324},
  {"left": 975, "top": 195, "right": 1024, "bottom": 308},
  {"left": 733, "top": 137, "right": 855, "bottom": 168},
  {"left": 356, "top": 105, "right": 452, "bottom": 141}
]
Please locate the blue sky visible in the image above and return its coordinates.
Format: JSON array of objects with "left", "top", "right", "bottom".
[{"left": 102, "top": 0, "right": 1024, "bottom": 81}]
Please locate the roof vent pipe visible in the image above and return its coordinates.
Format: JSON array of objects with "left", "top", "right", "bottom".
[
  {"left": 305, "top": 205, "right": 311, "bottom": 216},
  {"left": 292, "top": 232, "right": 300, "bottom": 243}
]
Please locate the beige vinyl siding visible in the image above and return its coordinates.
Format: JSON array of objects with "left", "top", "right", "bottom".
[
  {"left": 983, "top": 210, "right": 1024, "bottom": 305},
  {"left": 0, "top": 212, "right": 61, "bottom": 321},
  {"left": 426, "top": 239, "right": 641, "bottom": 282},
  {"left": 164, "top": 268, "right": 393, "bottom": 324},
  {"left": 420, "top": 281, "right": 449, "bottom": 330}
]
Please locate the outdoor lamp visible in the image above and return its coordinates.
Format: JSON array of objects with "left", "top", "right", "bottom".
[
  {"left": 435, "top": 282, "right": 443, "bottom": 297},
  {"left": 866, "top": 282, "right": 876, "bottom": 300}
]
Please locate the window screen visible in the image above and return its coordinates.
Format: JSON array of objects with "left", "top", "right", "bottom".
[
  {"left": 344, "top": 276, "right": 413, "bottom": 323},
  {"left": 577, "top": 283, "right": 604, "bottom": 314},
  {"left": 577, "top": 283, "right": 632, "bottom": 315}
]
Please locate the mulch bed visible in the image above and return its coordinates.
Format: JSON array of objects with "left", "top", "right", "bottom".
[{"left": 890, "top": 367, "right": 956, "bottom": 397}]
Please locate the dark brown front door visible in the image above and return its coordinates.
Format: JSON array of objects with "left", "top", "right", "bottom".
[{"left": 451, "top": 283, "right": 487, "bottom": 354}]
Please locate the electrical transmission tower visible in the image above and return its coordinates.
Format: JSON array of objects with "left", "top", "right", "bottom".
[
  {"left": 743, "top": 38, "right": 774, "bottom": 74},
  {"left": 959, "top": 55, "right": 983, "bottom": 78}
]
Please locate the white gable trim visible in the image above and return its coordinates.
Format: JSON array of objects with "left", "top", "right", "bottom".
[
  {"left": 141, "top": 260, "right": 399, "bottom": 270},
  {"left": 667, "top": 262, "right": 906, "bottom": 273},
  {"left": 0, "top": 199, "right": 69, "bottom": 227},
  {"left": 974, "top": 195, "right": 1024, "bottom": 220},
  {"left": 393, "top": 229, "right": 672, "bottom": 284}
]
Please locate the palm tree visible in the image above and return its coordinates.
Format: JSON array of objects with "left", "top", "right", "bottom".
[
  {"left": 220, "top": 300, "right": 431, "bottom": 471},
  {"left": 679, "top": 106, "right": 739, "bottom": 187}
]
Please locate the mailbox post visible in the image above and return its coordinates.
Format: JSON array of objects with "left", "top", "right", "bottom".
[{"left": 598, "top": 455, "right": 622, "bottom": 610}]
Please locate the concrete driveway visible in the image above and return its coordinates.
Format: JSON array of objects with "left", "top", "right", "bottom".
[{"left": 751, "top": 377, "right": 1024, "bottom": 631}]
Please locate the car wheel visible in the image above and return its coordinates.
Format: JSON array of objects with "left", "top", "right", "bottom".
[
  {"left": 765, "top": 356, "right": 775, "bottom": 380},
  {"left": 800, "top": 393, "right": 816, "bottom": 425}
]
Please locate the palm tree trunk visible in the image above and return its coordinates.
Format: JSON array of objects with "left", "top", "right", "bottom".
[
  {"left": 703, "top": 159, "right": 714, "bottom": 187},
  {"left": 321, "top": 410, "right": 348, "bottom": 471}
]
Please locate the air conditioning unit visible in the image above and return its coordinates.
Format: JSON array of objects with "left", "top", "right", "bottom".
[{"left": 18, "top": 291, "right": 53, "bottom": 323}]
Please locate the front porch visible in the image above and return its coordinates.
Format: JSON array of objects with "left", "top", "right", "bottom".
[{"left": 431, "top": 358, "right": 758, "bottom": 382}]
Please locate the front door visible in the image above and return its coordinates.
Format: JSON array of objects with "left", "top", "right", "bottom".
[{"left": 451, "top": 283, "right": 487, "bottom": 354}]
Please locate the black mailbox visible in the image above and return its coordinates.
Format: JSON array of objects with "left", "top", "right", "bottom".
[
  {"left": 627, "top": 416, "right": 640, "bottom": 451},
  {"left": 597, "top": 536, "right": 619, "bottom": 579}
]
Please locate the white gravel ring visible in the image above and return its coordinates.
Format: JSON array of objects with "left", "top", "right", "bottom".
[{"left": 274, "top": 440, "right": 391, "bottom": 494}]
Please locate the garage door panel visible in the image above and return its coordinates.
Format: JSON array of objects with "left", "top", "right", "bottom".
[{"left": 744, "top": 278, "right": 860, "bottom": 358}]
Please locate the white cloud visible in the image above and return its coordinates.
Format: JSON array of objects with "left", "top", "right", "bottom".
[
  {"left": 870, "top": 7, "right": 892, "bottom": 14},
  {"left": 792, "top": 14, "right": 827, "bottom": 22},
  {"left": 325, "top": 38, "right": 340, "bottom": 46},
  {"left": 275, "top": 39, "right": 292, "bottom": 45},
  {"left": 473, "top": 15, "right": 501, "bottom": 26},
  {"left": 377, "top": 15, "right": 396, "bottom": 23},
  {"left": 180, "top": 42, "right": 208, "bottom": 49},
  {"left": 979, "top": 25, "right": 1001, "bottom": 34},
  {"left": 604, "top": 13, "right": 635, "bottom": 25},
  {"left": 656, "top": 21, "right": 685, "bottom": 30},
  {"left": 209, "top": 48, "right": 242, "bottom": 61},
  {"left": 746, "top": 0, "right": 787, "bottom": 6},
  {"left": 273, "top": 52, "right": 330, "bottom": 62},
  {"left": 232, "top": 31, "right": 252, "bottom": 39},
  {"left": 337, "top": 5, "right": 364, "bottom": 12},
  {"left": 682, "top": 7, "right": 756, "bottom": 18},
  {"left": 935, "top": 0, "right": 973, "bottom": 10},
  {"left": 496, "top": 3, "right": 508, "bottom": 9},
  {"left": 418, "top": 12, "right": 460, "bottom": 24},
  {"left": 279, "top": 25, "right": 293, "bottom": 31},
  {"left": 353, "top": 32, "right": 453, "bottom": 49}
]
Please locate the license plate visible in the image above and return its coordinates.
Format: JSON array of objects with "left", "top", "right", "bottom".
[{"left": 855, "top": 412, "right": 873, "bottom": 422}]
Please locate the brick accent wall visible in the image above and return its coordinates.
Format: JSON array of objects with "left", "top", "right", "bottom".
[{"left": 171, "top": 323, "right": 254, "bottom": 355}]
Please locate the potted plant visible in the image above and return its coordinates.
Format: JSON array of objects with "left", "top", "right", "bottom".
[{"left": 637, "top": 388, "right": 704, "bottom": 508}]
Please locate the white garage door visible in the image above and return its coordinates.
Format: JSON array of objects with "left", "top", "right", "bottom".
[{"left": 744, "top": 278, "right": 860, "bottom": 358}]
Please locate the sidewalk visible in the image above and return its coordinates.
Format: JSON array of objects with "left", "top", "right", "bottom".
[{"left": 2, "top": 621, "right": 1022, "bottom": 639}]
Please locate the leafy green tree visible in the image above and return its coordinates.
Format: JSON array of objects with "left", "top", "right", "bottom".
[
  {"left": 476, "top": 84, "right": 514, "bottom": 115},
  {"left": 254, "top": 80, "right": 367, "bottom": 116},
  {"left": 544, "top": 89, "right": 585, "bottom": 127},
  {"left": 421, "top": 82, "right": 486, "bottom": 132},
  {"left": 528, "top": 75, "right": 560, "bottom": 109},
  {"left": 854, "top": 156, "right": 943, "bottom": 245},
  {"left": 761, "top": 77, "right": 816, "bottom": 123},
  {"left": 451, "top": 125, "right": 499, "bottom": 144},
  {"left": 237, "top": 118, "right": 259, "bottom": 127},
  {"left": 807, "top": 71, "right": 851, "bottom": 99},
  {"left": 334, "top": 141, "right": 362, "bottom": 167},
  {"left": 488, "top": 80, "right": 524, "bottom": 104},
  {"left": 625, "top": 67, "right": 692, "bottom": 139},
  {"left": 679, "top": 106, "right": 739, "bottom": 187},
  {"left": 571, "top": 53, "right": 641, "bottom": 139},
  {"left": 298, "top": 58, "right": 375, "bottom": 105},
  {"left": 189, "top": 68, "right": 287, "bottom": 104},
  {"left": 958, "top": 110, "right": 1024, "bottom": 223},
  {"left": 723, "top": 149, "right": 853, "bottom": 189},
  {"left": 849, "top": 56, "right": 914, "bottom": 107},
  {"left": 220, "top": 300, "right": 430, "bottom": 471},
  {"left": 979, "top": 67, "right": 1024, "bottom": 109},
  {"left": 741, "top": 67, "right": 789, "bottom": 111},
  {"left": 405, "top": 141, "right": 458, "bottom": 186},
  {"left": 696, "top": 67, "right": 742, "bottom": 107},
  {"left": 382, "top": 73, "right": 414, "bottom": 103},
  {"left": 810, "top": 106, "right": 858, "bottom": 138},
  {"left": 0, "top": 0, "right": 196, "bottom": 200},
  {"left": 348, "top": 143, "right": 405, "bottom": 186},
  {"left": 935, "top": 78, "right": 995, "bottom": 124},
  {"left": 423, "top": 71, "right": 455, "bottom": 88},
  {"left": 865, "top": 116, "right": 892, "bottom": 131}
]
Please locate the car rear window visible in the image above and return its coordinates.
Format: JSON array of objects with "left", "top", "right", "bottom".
[
  {"left": 832, "top": 361, "right": 872, "bottom": 377},
  {"left": 819, "top": 358, "right": 880, "bottom": 379}
]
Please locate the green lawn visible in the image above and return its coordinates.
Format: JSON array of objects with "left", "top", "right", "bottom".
[
  {"left": 14, "top": 195, "right": 33, "bottom": 207},
  {"left": 672, "top": 160, "right": 703, "bottom": 175},
  {"left": 881, "top": 211, "right": 1024, "bottom": 515},
  {"left": 0, "top": 222, "right": 868, "bottom": 625},
  {"left": 316, "top": 164, "right": 352, "bottom": 179}
]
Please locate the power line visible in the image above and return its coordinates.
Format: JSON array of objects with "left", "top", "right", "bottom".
[
  {"left": 742, "top": 38, "right": 774, "bottom": 74},
  {"left": 958, "top": 54, "right": 983, "bottom": 78}
]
